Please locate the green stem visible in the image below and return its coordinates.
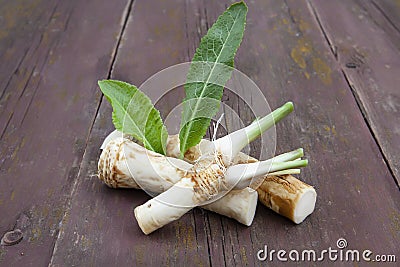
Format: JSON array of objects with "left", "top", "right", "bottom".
[
  {"left": 213, "top": 102, "right": 294, "bottom": 163},
  {"left": 230, "top": 159, "right": 308, "bottom": 181},
  {"left": 246, "top": 102, "right": 294, "bottom": 142},
  {"left": 267, "top": 148, "right": 303, "bottom": 163},
  {"left": 268, "top": 160, "right": 308, "bottom": 173}
]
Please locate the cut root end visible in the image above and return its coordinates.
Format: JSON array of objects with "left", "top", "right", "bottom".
[{"left": 257, "top": 175, "right": 317, "bottom": 224}]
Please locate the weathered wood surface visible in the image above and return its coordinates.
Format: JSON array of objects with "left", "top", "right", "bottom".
[
  {"left": 355, "top": 0, "right": 400, "bottom": 51},
  {"left": 308, "top": 0, "right": 400, "bottom": 186},
  {"left": 371, "top": 0, "right": 400, "bottom": 32},
  {"left": 1, "top": 0, "right": 399, "bottom": 266},
  {"left": 0, "top": 0, "right": 132, "bottom": 265}
]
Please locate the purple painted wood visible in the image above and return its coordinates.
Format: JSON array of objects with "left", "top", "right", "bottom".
[
  {"left": 371, "top": 0, "right": 400, "bottom": 32},
  {"left": 0, "top": 0, "right": 59, "bottom": 140},
  {"left": 0, "top": 0, "right": 58, "bottom": 102},
  {"left": 49, "top": 0, "right": 211, "bottom": 266},
  {"left": 308, "top": 0, "right": 400, "bottom": 184},
  {"left": 353, "top": 0, "right": 400, "bottom": 51},
  {"left": 49, "top": 0, "right": 399, "bottom": 266},
  {"left": 237, "top": 0, "right": 399, "bottom": 264},
  {"left": 1, "top": 0, "right": 399, "bottom": 266},
  {"left": 0, "top": 0, "right": 131, "bottom": 265}
]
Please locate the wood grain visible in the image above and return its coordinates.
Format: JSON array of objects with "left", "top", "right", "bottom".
[
  {"left": 49, "top": 0, "right": 399, "bottom": 266},
  {"left": 353, "top": 0, "right": 400, "bottom": 51},
  {"left": 1, "top": 0, "right": 399, "bottom": 266},
  {"left": 371, "top": 0, "right": 400, "bottom": 32},
  {"left": 0, "top": 0, "right": 58, "bottom": 102},
  {"left": 0, "top": 0, "right": 131, "bottom": 265},
  {"left": 49, "top": 0, "right": 212, "bottom": 266},
  {"left": 238, "top": 0, "right": 399, "bottom": 264},
  {"left": 0, "top": 0, "right": 59, "bottom": 141},
  {"left": 308, "top": 0, "right": 400, "bottom": 185}
]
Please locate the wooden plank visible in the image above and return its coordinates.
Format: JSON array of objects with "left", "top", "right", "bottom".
[
  {"left": 50, "top": 1, "right": 259, "bottom": 266},
  {"left": 51, "top": 0, "right": 400, "bottom": 266},
  {"left": 352, "top": 0, "right": 400, "bottom": 51},
  {"left": 0, "top": 0, "right": 59, "bottom": 137},
  {"left": 49, "top": 0, "right": 212, "bottom": 266},
  {"left": 238, "top": 0, "right": 399, "bottom": 261},
  {"left": 0, "top": 0, "right": 131, "bottom": 265},
  {"left": 371, "top": 0, "right": 400, "bottom": 32},
  {"left": 307, "top": 0, "right": 400, "bottom": 184},
  {"left": 0, "top": 0, "right": 58, "bottom": 97}
]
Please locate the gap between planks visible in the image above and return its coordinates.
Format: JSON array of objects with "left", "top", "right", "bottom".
[
  {"left": 47, "top": 0, "right": 136, "bottom": 265},
  {"left": 371, "top": 0, "right": 400, "bottom": 34},
  {"left": 306, "top": 0, "right": 400, "bottom": 190}
]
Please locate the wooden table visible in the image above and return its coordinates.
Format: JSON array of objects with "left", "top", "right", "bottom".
[{"left": 0, "top": 0, "right": 399, "bottom": 266}]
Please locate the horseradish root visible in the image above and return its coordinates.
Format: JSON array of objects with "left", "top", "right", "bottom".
[
  {"left": 168, "top": 135, "right": 316, "bottom": 224},
  {"left": 169, "top": 134, "right": 316, "bottom": 223},
  {"left": 96, "top": 2, "right": 316, "bottom": 237},
  {"left": 100, "top": 135, "right": 305, "bottom": 232},
  {"left": 234, "top": 152, "right": 317, "bottom": 224},
  {"left": 99, "top": 137, "right": 259, "bottom": 226},
  {"left": 98, "top": 137, "right": 191, "bottom": 192},
  {"left": 99, "top": 137, "right": 297, "bottom": 194},
  {"left": 100, "top": 131, "right": 315, "bottom": 226},
  {"left": 257, "top": 175, "right": 316, "bottom": 224},
  {"left": 133, "top": 103, "right": 308, "bottom": 234}
]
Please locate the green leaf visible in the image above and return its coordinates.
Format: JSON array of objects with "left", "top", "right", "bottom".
[
  {"left": 98, "top": 80, "right": 168, "bottom": 155},
  {"left": 179, "top": 1, "right": 248, "bottom": 157}
]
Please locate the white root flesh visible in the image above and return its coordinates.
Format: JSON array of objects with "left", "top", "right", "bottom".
[
  {"left": 100, "top": 132, "right": 316, "bottom": 227},
  {"left": 170, "top": 135, "right": 316, "bottom": 224},
  {"left": 98, "top": 137, "right": 191, "bottom": 192},
  {"left": 204, "top": 102, "right": 294, "bottom": 165},
  {"left": 233, "top": 152, "right": 317, "bottom": 224},
  {"left": 257, "top": 175, "right": 316, "bottom": 224},
  {"left": 134, "top": 179, "right": 258, "bottom": 234},
  {"left": 201, "top": 187, "right": 258, "bottom": 226},
  {"left": 134, "top": 178, "right": 195, "bottom": 235},
  {"left": 133, "top": 140, "right": 309, "bottom": 234},
  {"left": 98, "top": 138, "right": 258, "bottom": 228}
]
